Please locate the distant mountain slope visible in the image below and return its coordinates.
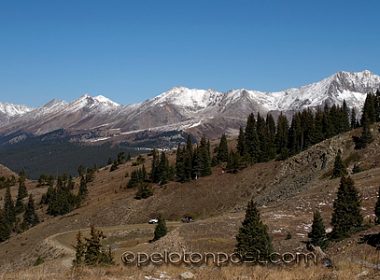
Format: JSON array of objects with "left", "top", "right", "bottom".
[
  {"left": 0, "top": 70, "right": 379, "bottom": 144},
  {"left": 0, "top": 102, "right": 33, "bottom": 124}
]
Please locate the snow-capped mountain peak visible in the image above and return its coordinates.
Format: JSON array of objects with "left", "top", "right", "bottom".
[
  {"left": 0, "top": 70, "right": 379, "bottom": 142},
  {"left": 151, "top": 87, "right": 224, "bottom": 111},
  {"left": 93, "top": 95, "right": 120, "bottom": 107},
  {"left": 0, "top": 102, "right": 33, "bottom": 117},
  {"left": 67, "top": 94, "right": 120, "bottom": 113}
]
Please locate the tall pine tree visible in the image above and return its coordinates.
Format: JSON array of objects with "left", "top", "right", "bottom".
[
  {"left": 4, "top": 185, "right": 15, "bottom": 225},
  {"left": 235, "top": 200, "right": 273, "bottom": 261},
  {"left": 331, "top": 150, "right": 347, "bottom": 178},
  {"left": 15, "top": 177, "right": 28, "bottom": 214},
  {"left": 153, "top": 215, "right": 167, "bottom": 241},
  {"left": 22, "top": 194, "right": 39, "bottom": 229},
  {"left": 0, "top": 208, "right": 10, "bottom": 242},
  {"left": 217, "top": 134, "right": 229, "bottom": 163},
  {"left": 308, "top": 210, "right": 327, "bottom": 249},
  {"left": 331, "top": 176, "right": 363, "bottom": 240}
]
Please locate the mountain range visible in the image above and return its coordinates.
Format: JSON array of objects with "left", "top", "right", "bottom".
[{"left": 0, "top": 70, "right": 379, "bottom": 147}]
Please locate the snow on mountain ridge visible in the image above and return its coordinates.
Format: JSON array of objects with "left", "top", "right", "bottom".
[
  {"left": 0, "top": 102, "right": 32, "bottom": 117},
  {"left": 151, "top": 87, "right": 224, "bottom": 111},
  {"left": 0, "top": 70, "right": 379, "bottom": 138}
]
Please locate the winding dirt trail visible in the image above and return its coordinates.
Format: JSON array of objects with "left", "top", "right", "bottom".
[{"left": 46, "top": 222, "right": 181, "bottom": 268}]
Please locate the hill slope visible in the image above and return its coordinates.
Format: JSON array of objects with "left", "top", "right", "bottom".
[{"left": 1, "top": 123, "right": 380, "bottom": 280}]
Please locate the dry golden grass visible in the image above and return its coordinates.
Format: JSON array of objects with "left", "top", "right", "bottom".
[{"left": 2, "top": 261, "right": 379, "bottom": 280}]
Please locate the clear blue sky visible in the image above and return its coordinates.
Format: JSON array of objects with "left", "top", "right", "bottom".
[{"left": 0, "top": 0, "right": 379, "bottom": 107}]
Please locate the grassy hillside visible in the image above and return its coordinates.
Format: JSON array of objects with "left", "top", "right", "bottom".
[{"left": 1, "top": 124, "right": 380, "bottom": 279}]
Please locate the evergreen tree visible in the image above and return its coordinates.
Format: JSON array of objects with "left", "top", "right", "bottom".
[
  {"left": 17, "top": 176, "right": 28, "bottom": 199},
  {"left": 40, "top": 185, "right": 54, "bottom": 205},
  {"left": 175, "top": 145, "right": 186, "bottom": 182},
  {"left": 236, "top": 127, "right": 247, "bottom": 157},
  {"left": 135, "top": 183, "right": 153, "bottom": 200},
  {"left": 184, "top": 136, "right": 193, "bottom": 181},
  {"left": 199, "top": 136, "right": 212, "bottom": 176},
  {"left": 4, "top": 185, "right": 15, "bottom": 225},
  {"left": 245, "top": 113, "right": 260, "bottom": 163},
  {"left": 375, "top": 186, "right": 380, "bottom": 225},
  {"left": 84, "top": 225, "right": 113, "bottom": 265},
  {"left": 15, "top": 177, "right": 28, "bottom": 214},
  {"left": 0, "top": 209, "right": 10, "bottom": 242},
  {"left": 235, "top": 200, "right": 273, "bottom": 261},
  {"left": 331, "top": 176, "right": 363, "bottom": 240},
  {"left": 47, "top": 183, "right": 79, "bottom": 216},
  {"left": 73, "top": 231, "right": 85, "bottom": 266},
  {"left": 226, "top": 150, "right": 241, "bottom": 173},
  {"left": 266, "top": 113, "right": 277, "bottom": 160},
  {"left": 157, "top": 152, "right": 169, "bottom": 185},
  {"left": 361, "top": 93, "right": 377, "bottom": 125},
  {"left": 79, "top": 175, "right": 88, "bottom": 198},
  {"left": 314, "top": 108, "right": 325, "bottom": 143},
  {"left": 153, "top": 215, "right": 167, "bottom": 241},
  {"left": 275, "top": 113, "right": 289, "bottom": 160},
  {"left": 308, "top": 210, "right": 327, "bottom": 249},
  {"left": 84, "top": 225, "right": 104, "bottom": 265},
  {"left": 150, "top": 149, "right": 160, "bottom": 183},
  {"left": 127, "top": 170, "right": 140, "bottom": 188},
  {"left": 217, "top": 134, "right": 229, "bottom": 163},
  {"left": 22, "top": 194, "right": 39, "bottom": 228},
  {"left": 354, "top": 114, "right": 373, "bottom": 149},
  {"left": 331, "top": 150, "right": 347, "bottom": 179},
  {"left": 191, "top": 146, "right": 201, "bottom": 179}
]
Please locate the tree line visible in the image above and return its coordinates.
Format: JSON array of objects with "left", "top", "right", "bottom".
[{"left": 0, "top": 173, "right": 39, "bottom": 242}]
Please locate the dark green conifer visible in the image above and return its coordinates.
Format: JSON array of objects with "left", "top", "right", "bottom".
[
  {"left": 0, "top": 209, "right": 11, "bottom": 242},
  {"left": 331, "top": 176, "right": 363, "bottom": 240},
  {"left": 4, "top": 185, "right": 15, "bottom": 225},
  {"left": 235, "top": 200, "right": 273, "bottom": 261},
  {"left": 217, "top": 134, "right": 229, "bottom": 163},
  {"left": 331, "top": 150, "right": 347, "bottom": 179},
  {"left": 22, "top": 194, "right": 39, "bottom": 229},
  {"left": 236, "top": 127, "right": 246, "bottom": 157},
  {"left": 308, "top": 210, "right": 327, "bottom": 249},
  {"left": 15, "top": 177, "right": 28, "bottom": 214},
  {"left": 153, "top": 215, "right": 167, "bottom": 241},
  {"left": 73, "top": 231, "right": 85, "bottom": 266}
]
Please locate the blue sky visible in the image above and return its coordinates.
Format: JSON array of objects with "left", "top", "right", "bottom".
[{"left": 0, "top": 0, "right": 379, "bottom": 107}]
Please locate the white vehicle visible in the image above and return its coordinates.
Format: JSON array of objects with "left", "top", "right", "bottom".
[{"left": 148, "top": 218, "right": 158, "bottom": 224}]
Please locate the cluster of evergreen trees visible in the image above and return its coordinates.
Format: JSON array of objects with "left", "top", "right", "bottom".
[
  {"left": 109, "top": 152, "right": 131, "bottom": 172},
  {"left": 352, "top": 91, "right": 380, "bottom": 149},
  {"left": 308, "top": 175, "right": 366, "bottom": 249},
  {"left": 175, "top": 136, "right": 212, "bottom": 182},
  {"left": 41, "top": 166, "right": 93, "bottom": 216},
  {"left": 126, "top": 136, "right": 213, "bottom": 199},
  {"left": 151, "top": 150, "right": 175, "bottom": 185},
  {"left": 0, "top": 174, "right": 39, "bottom": 242},
  {"left": 73, "top": 225, "right": 114, "bottom": 266},
  {"left": 232, "top": 103, "right": 352, "bottom": 167},
  {"left": 127, "top": 165, "right": 147, "bottom": 189},
  {"left": 126, "top": 165, "right": 153, "bottom": 199},
  {"left": 0, "top": 175, "right": 16, "bottom": 190}
]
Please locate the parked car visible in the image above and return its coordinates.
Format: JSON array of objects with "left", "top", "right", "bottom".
[
  {"left": 148, "top": 218, "right": 158, "bottom": 224},
  {"left": 181, "top": 216, "right": 194, "bottom": 223}
]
